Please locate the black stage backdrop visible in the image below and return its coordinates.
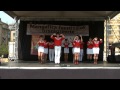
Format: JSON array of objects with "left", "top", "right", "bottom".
[{"left": 18, "top": 21, "right": 104, "bottom": 61}]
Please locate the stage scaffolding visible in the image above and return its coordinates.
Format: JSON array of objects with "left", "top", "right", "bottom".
[
  {"left": 14, "top": 17, "right": 20, "bottom": 62},
  {"left": 104, "top": 15, "right": 120, "bottom": 62}
]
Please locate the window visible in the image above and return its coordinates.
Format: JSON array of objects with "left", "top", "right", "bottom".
[
  {"left": 13, "top": 33, "right": 15, "bottom": 37},
  {"left": 108, "top": 25, "right": 112, "bottom": 29},
  {"left": 108, "top": 31, "right": 111, "bottom": 34},
  {"left": 13, "top": 39, "right": 15, "bottom": 41}
]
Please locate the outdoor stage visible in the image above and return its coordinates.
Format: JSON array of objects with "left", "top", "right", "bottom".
[
  {"left": 1, "top": 60, "right": 120, "bottom": 79},
  {"left": 2, "top": 11, "right": 120, "bottom": 79}
]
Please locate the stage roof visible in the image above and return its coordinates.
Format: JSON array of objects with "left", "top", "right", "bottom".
[{"left": 4, "top": 11, "right": 120, "bottom": 21}]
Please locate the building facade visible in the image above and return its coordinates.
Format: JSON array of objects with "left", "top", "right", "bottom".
[
  {"left": 0, "top": 18, "right": 10, "bottom": 45},
  {"left": 9, "top": 24, "right": 15, "bottom": 42}
]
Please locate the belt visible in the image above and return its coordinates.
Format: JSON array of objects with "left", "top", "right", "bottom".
[
  {"left": 75, "top": 47, "right": 80, "bottom": 48},
  {"left": 93, "top": 47, "right": 99, "bottom": 48},
  {"left": 39, "top": 46, "right": 44, "bottom": 47}
]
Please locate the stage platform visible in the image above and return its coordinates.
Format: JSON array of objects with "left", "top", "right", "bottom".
[
  {"left": 1, "top": 60, "right": 120, "bottom": 69},
  {"left": 1, "top": 60, "right": 120, "bottom": 79},
  {"left": 1, "top": 60, "right": 120, "bottom": 68}
]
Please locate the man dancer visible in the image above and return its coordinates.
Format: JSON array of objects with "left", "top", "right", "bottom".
[
  {"left": 79, "top": 41, "right": 84, "bottom": 62},
  {"left": 51, "top": 32, "right": 65, "bottom": 64}
]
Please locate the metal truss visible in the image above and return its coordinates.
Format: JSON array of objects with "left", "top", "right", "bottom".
[{"left": 14, "top": 17, "right": 20, "bottom": 62}]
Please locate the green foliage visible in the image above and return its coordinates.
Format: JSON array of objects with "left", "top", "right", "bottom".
[{"left": 0, "top": 44, "right": 8, "bottom": 56}]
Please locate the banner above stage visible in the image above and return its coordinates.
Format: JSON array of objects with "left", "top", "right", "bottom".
[{"left": 27, "top": 24, "right": 89, "bottom": 36}]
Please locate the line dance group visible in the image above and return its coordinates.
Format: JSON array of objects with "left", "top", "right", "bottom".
[{"left": 37, "top": 32, "right": 102, "bottom": 65}]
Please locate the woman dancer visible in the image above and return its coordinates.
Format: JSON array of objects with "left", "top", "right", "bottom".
[
  {"left": 93, "top": 37, "right": 102, "bottom": 64},
  {"left": 87, "top": 37, "right": 93, "bottom": 62},
  {"left": 37, "top": 35, "right": 45, "bottom": 64},
  {"left": 44, "top": 39, "right": 49, "bottom": 63},
  {"left": 73, "top": 35, "right": 83, "bottom": 65}
]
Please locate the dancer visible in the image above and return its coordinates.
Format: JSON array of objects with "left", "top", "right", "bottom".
[
  {"left": 70, "top": 37, "right": 75, "bottom": 63},
  {"left": 49, "top": 40, "right": 55, "bottom": 62},
  {"left": 93, "top": 37, "right": 102, "bottom": 64},
  {"left": 44, "top": 40, "right": 49, "bottom": 63},
  {"left": 73, "top": 35, "right": 83, "bottom": 65},
  {"left": 63, "top": 39, "right": 70, "bottom": 62},
  {"left": 51, "top": 32, "right": 65, "bottom": 64},
  {"left": 87, "top": 37, "right": 93, "bottom": 62},
  {"left": 79, "top": 40, "right": 84, "bottom": 62},
  {"left": 37, "top": 35, "right": 45, "bottom": 64}
]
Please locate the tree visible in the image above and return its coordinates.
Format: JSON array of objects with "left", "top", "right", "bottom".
[{"left": 0, "top": 44, "right": 8, "bottom": 57}]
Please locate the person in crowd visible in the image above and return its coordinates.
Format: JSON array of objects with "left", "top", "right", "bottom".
[
  {"left": 51, "top": 32, "right": 65, "bottom": 64},
  {"left": 49, "top": 40, "right": 55, "bottom": 62},
  {"left": 93, "top": 37, "right": 102, "bottom": 64}
]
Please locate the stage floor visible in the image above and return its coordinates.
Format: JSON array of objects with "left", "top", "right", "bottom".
[
  {"left": 1, "top": 60, "right": 120, "bottom": 79},
  {"left": 1, "top": 60, "right": 120, "bottom": 69}
]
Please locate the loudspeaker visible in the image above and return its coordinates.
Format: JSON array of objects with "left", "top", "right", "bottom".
[
  {"left": 115, "top": 55, "right": 120, "bottom": 62},
  {"left": 107, "top": 55, "right": 116, "bottom": 63},
  {"left": 107, "top": 55, "right": 120, "bottom": 63}
]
